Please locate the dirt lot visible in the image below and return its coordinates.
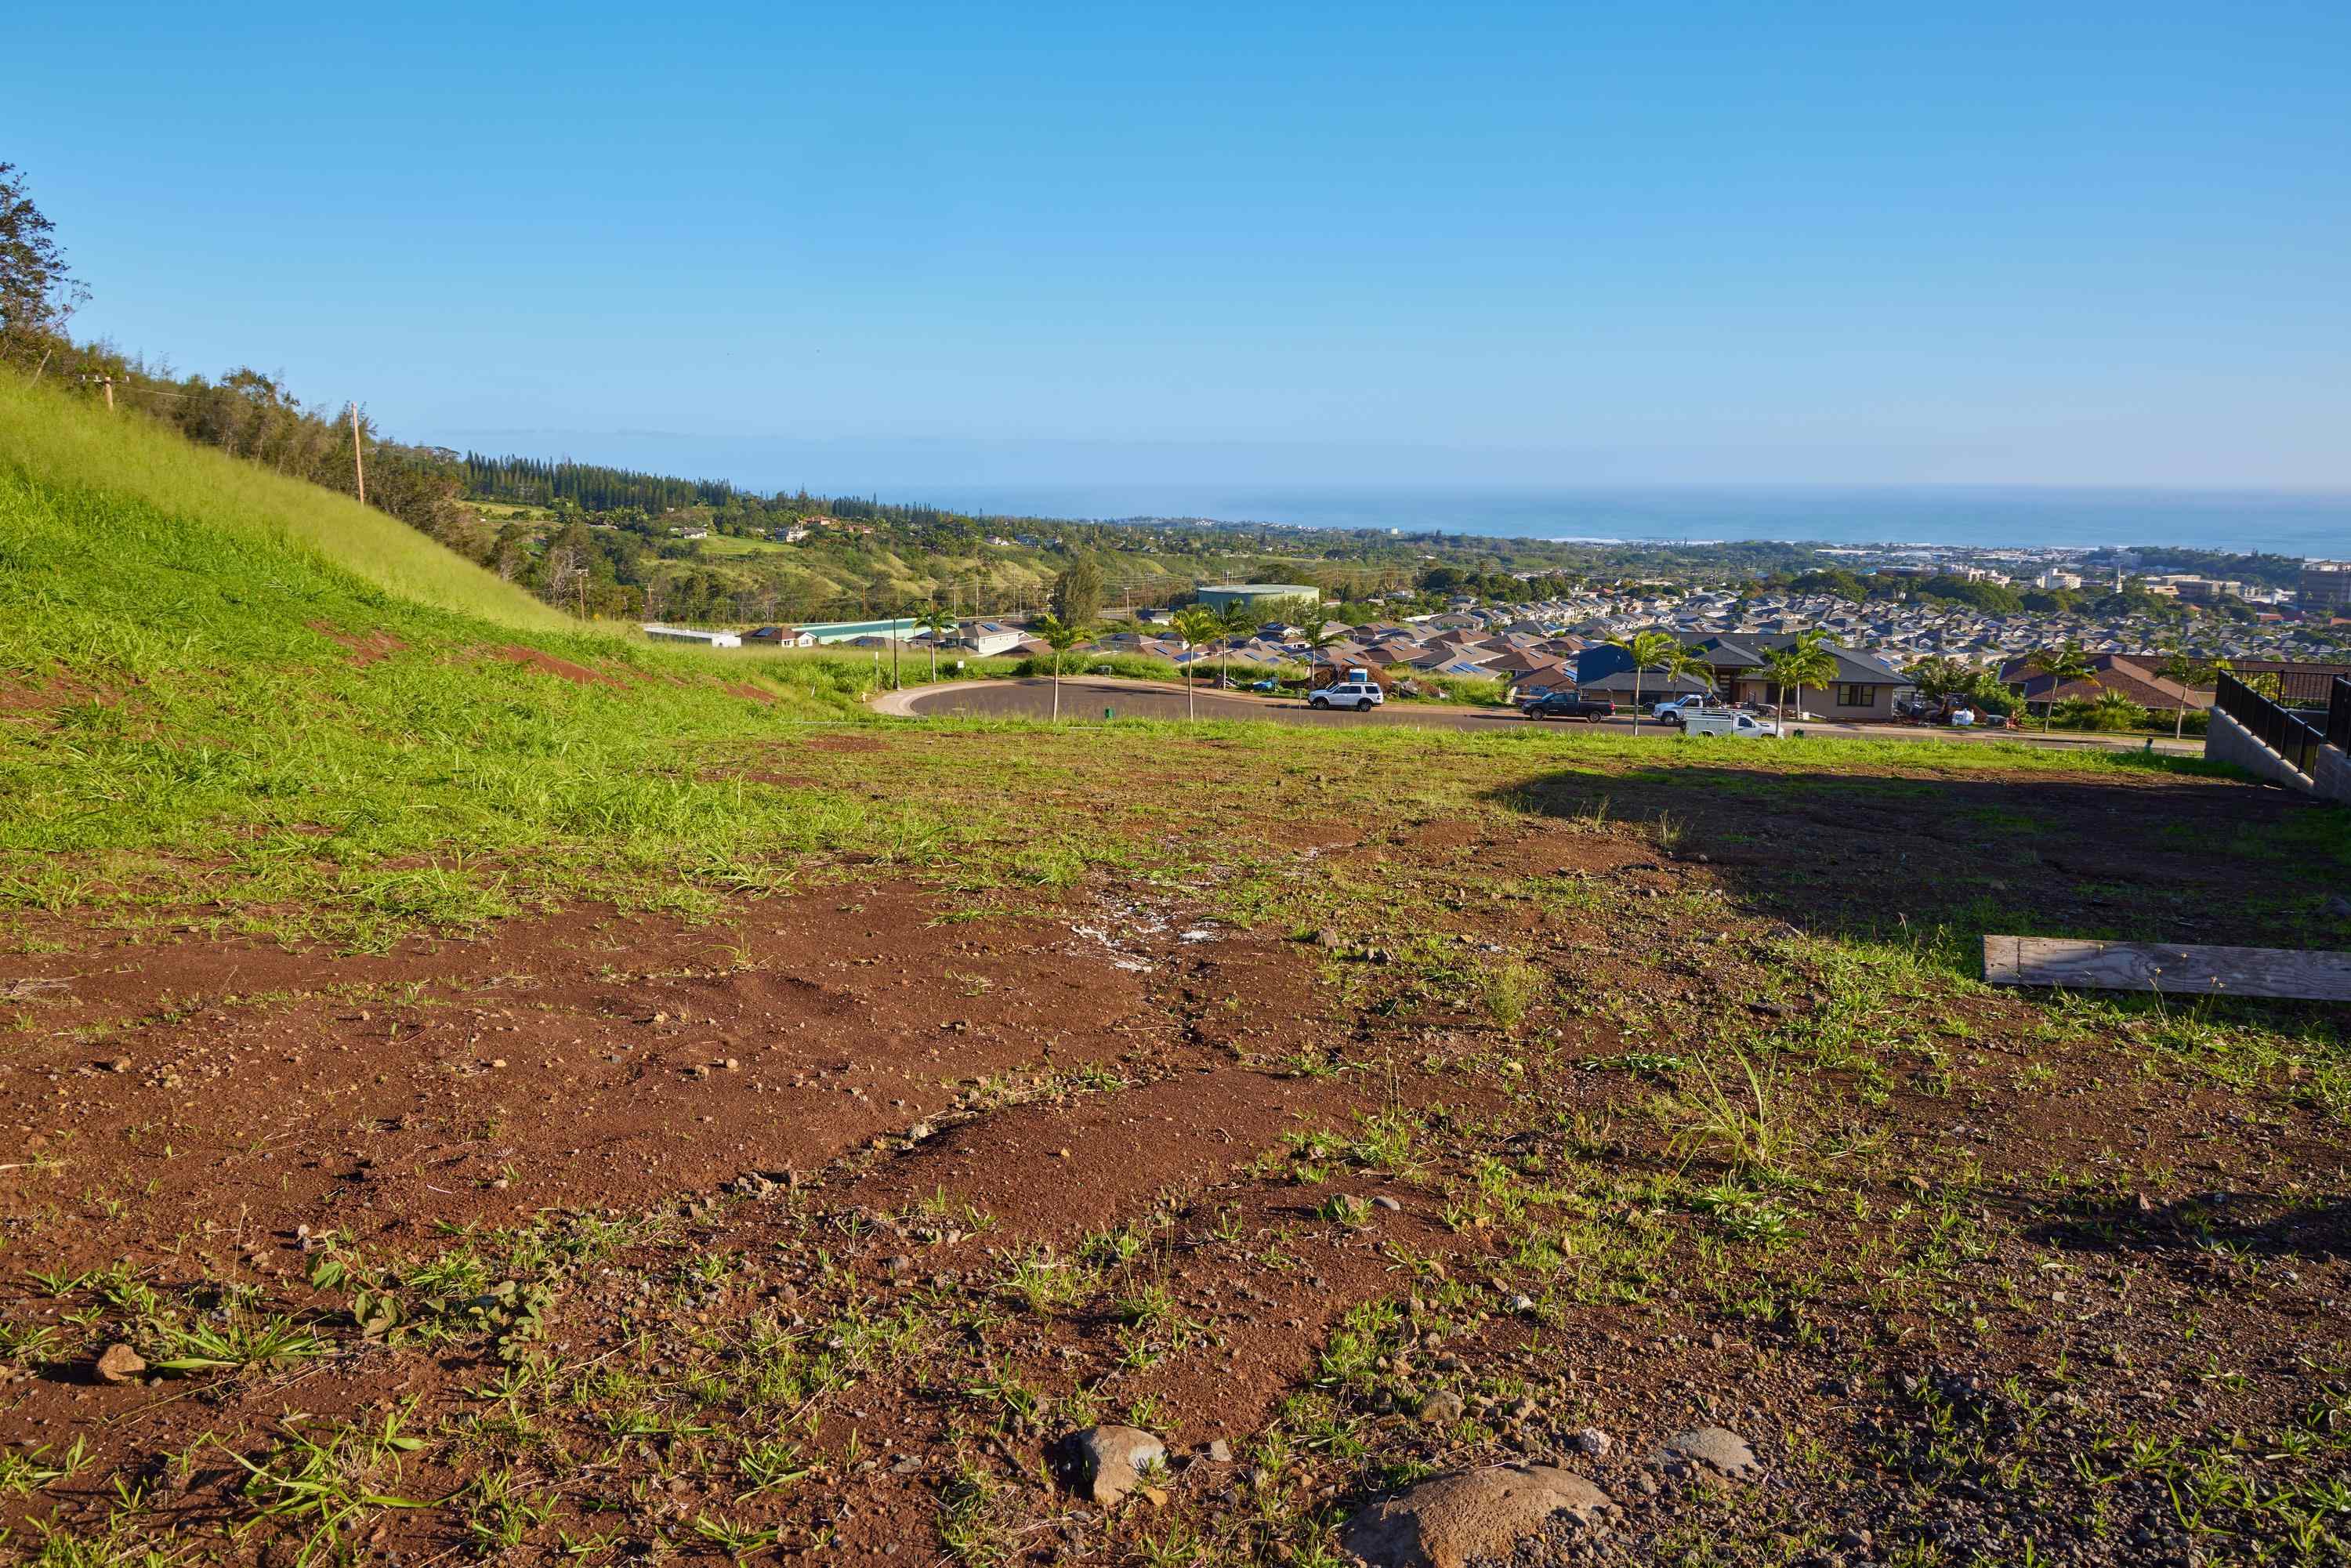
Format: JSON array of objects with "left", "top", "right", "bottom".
[{"left": 2, "top": 734, "right": 2346, "bottom": 1566}]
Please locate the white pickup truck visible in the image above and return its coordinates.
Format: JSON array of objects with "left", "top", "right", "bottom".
[
  {"left": 1683, "top": 710, "right": 1780, "bottom": 738},
  {"left": 1651, "top": 694, "right": 1725, "bottom": 725},
  {"left": 1309, "top": 681, "right": 1385, "bottom": 712}
]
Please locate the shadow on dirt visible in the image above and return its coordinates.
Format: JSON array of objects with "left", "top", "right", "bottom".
[
  {"left": 2027, "top": 1191, "right": 2351, "bottom": 1262},
  {"left": 1482, "top": 759, "right": 2351, "bottom": 956}
]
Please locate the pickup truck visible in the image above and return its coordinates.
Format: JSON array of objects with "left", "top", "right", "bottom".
[
  {"left": 1683, "top": 710, "right": 1780, "bottom": 738},
  {"left": 1309, "top": 681, "right": 1385, "bottom": 712},
  {"left": 1651, "top": 694, "right": 1726, "bottom": 725},
  {"left": 1523, "top": 693, "right": 1616, "bottom": 722}
]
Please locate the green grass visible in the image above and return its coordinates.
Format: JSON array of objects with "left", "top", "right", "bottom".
[
  {"left": 0, "top": 366, "right": 2296, "bottom": 954},
  {"left": 0, "top": 379, "right": 1014, "bottom": 943},
  {"left": 0, "top": 373, "right": 575, "bottom": 634}
]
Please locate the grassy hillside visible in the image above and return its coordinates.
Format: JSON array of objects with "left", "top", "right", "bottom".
[
  {"left": 0, "top": 375, "right": 979, "bottom": 946},
  {"left": 0, "top": 375, "right": 578, "bottom": 633}
]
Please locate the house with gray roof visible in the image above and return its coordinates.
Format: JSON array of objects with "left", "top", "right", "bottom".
[{"left": 1692, "top": 636, "right": 1916, "bottom": 721}]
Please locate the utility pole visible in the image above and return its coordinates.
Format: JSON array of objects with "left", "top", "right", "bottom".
[
  {"left": 349, "top": 404, "right": 368, "bottom": 508},
  {"left": 891, "top": 599, "right": 902, "bottom": 690}
]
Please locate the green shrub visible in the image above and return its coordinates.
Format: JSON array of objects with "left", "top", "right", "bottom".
[{"left": 2051, "top": 693, "right": 2150, "bottom": 732}]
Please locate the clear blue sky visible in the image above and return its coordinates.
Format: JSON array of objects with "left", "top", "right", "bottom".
[{"left": 11, "top": 2, "right": 2349, "bottom": 490}]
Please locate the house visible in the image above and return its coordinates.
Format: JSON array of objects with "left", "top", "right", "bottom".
[
  {"left": 1703, "top": 636, "right": 1915, "bottom": 720},
  {"left": 1578, "top": 636, "right": 1915, "bottom": 719},
  {"left": 1575, "top": 667, "right": 1715, "bottom": 702},
  {"left": 1503, "top": 660, "right": 1576, "bottom": 699},
  {"left": 1996, "top": 652, "right": 2217, "bottom": 714},
  {"left": 1409, "top": 644, "right": 1497, "bottom": 672},
  {"left": 1480, "top": 648, "right": 1559, "bottom": 678},
  {"left": 944, "top": 621, "right": 1028, "bottom": 657},
  {"left": 744, "top": 625, "right": 815, "bottom": 646}
]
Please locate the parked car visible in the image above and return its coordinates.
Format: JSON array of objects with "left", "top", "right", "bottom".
[
  {"left": 1310, "top": 681, "right": 1385, "bottom": 712},
  {"left": 1524, "top": 693, "right": 1616, "bottom": 722},
  {"left": 1683, "top": 711, "right": 1780, "bottom": 738},
  {"left": 1651, "top": 694, "right": 1728, "bottom": 726}
]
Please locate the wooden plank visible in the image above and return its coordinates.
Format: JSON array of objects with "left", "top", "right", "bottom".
[{"left": 1983, "top": 936, "right": 2351, "bottom": 1001}]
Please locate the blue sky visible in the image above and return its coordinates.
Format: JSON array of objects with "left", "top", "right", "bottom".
[{"left": 10, "top": 2, "right": 2349, "bottom": 491}]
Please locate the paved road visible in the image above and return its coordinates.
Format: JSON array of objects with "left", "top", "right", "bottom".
[{"left": 879, "top": 678, "right": 2205, "bottom": 756}]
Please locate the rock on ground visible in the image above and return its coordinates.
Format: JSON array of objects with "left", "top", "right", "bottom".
[
  {"left": 94, "top": 1342, "right": 145, "bottom": 1384},
  {"left": 1652, "top": 1426, "right": 1762, "bottom": 1483},
  {"left": 1341, "top": 1463, "right": 1614, "bottom": 1568},
  {"left": 1059, "top": 1425, "right": 1166, "bottom": 1506}
]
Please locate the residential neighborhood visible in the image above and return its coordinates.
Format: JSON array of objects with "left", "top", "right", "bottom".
[{"left": 668, "top": 551, "right": 2350, "bottom": 733}]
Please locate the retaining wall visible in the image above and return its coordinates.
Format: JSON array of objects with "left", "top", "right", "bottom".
[
  {"left": 2317, "top": 738, "right": 2351, "bottom": 806},
  {"left": 2205, "top": 708, "right": 2351, "bottom": 804}
]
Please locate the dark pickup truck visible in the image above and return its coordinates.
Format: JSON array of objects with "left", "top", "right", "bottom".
[{"left": 1523, "top": 692, "right": 1617, "bottom": 722}]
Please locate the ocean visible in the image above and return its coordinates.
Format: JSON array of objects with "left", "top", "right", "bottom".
[{"left": 882, "top": 483, "right": 2351, "bottom": 556}]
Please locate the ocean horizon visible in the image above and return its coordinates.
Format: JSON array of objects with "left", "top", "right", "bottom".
[{"left": 875, "top": 483, "right": 2351, "bottom": 557}]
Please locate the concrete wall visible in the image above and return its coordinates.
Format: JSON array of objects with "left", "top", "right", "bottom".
[
  {"left": 2317, "top": 740, "right": 2351, "bottom": 806},
  {"left": 2206, "top": 708, "right": 2325, "bottom": 795}
]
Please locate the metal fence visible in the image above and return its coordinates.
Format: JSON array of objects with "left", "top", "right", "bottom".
[
  {"left": 2217, "top": 671, "right": 2328, "bottom": 776},
  {"left": 2238, "top": 667, "right": 2350, "bottom": 709},
  {"left": 2331, "top": 676, "right": 2351, "bottom": 754}
]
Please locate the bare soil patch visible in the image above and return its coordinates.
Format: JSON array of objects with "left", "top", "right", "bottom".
[
  {"left": 306, "top": 620, "right": 408, "bottom": 666},
  {"left": 2, "top": 748, "right": 2345, "bottom": 1565},
  {"left": 476, "top": 643, "right": 618, "bottom": 686}
]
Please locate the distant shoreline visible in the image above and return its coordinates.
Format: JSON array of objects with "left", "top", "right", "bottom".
[{"left": 871, "top": 486, "right": 2351, "bottom": 557}]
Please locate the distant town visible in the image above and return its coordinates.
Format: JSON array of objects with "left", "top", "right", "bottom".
[{"left": 645, "top": 545, "right": 2349, "bottom": 735}]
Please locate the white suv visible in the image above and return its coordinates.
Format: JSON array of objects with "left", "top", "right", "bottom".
[{"left": 1310, "top": 682, "right": 1384, "bottom": 712}]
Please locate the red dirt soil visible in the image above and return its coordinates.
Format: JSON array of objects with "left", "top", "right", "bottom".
[
  {"left": 477, "top": 643, "right": 619, "bottom": 686},
  {"left": 306, "top": 621, "right": 408, "bottom": 667},
  {"left": 2, "top": 762, "right": 2346, "bottom": 1564}
]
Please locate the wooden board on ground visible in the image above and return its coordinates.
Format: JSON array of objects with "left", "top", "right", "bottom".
[{"left": 1983, "top": 936, "right": 2351, "bottom": 1001}]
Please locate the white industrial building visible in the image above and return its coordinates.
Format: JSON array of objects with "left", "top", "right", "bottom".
[{"left": 641, "top": 623, "right": 743, "bottom": 649}]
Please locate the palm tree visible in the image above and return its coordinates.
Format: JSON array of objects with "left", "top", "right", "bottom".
[
  {"left": 1762, "top": 631, "right": 1838, "bottom": 726},
  {"left": 2023, "top": 641, "right": 2096, "bottom": 731},
  {"left": 1661, "top": 641, "right": 1715, "bottom": 708},
  {"left": 915, "top": 603, "right": 955, "bottom": 683},
  {"left": 1031, "top": 614, "right": 1088, "bottom": 722},
  {"left": 1606, "top": 630, "right": 1711, "bottom": 733},
  {"left": 2152, "top": 644, "right": 2207, "bottom": 740},
  {"left": 1170, "top": 606, "right": 1223, "bottom": 722},
  {"left": 1299, "top": 619, "right": 1348, "bottom": 696},
  {"left": 1214, "top": 601, "right": 1255, "bottom": 690}
]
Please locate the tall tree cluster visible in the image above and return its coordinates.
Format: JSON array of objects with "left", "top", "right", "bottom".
[{"left": 0, "top": 162, "right": 87, "bottom": 371}]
